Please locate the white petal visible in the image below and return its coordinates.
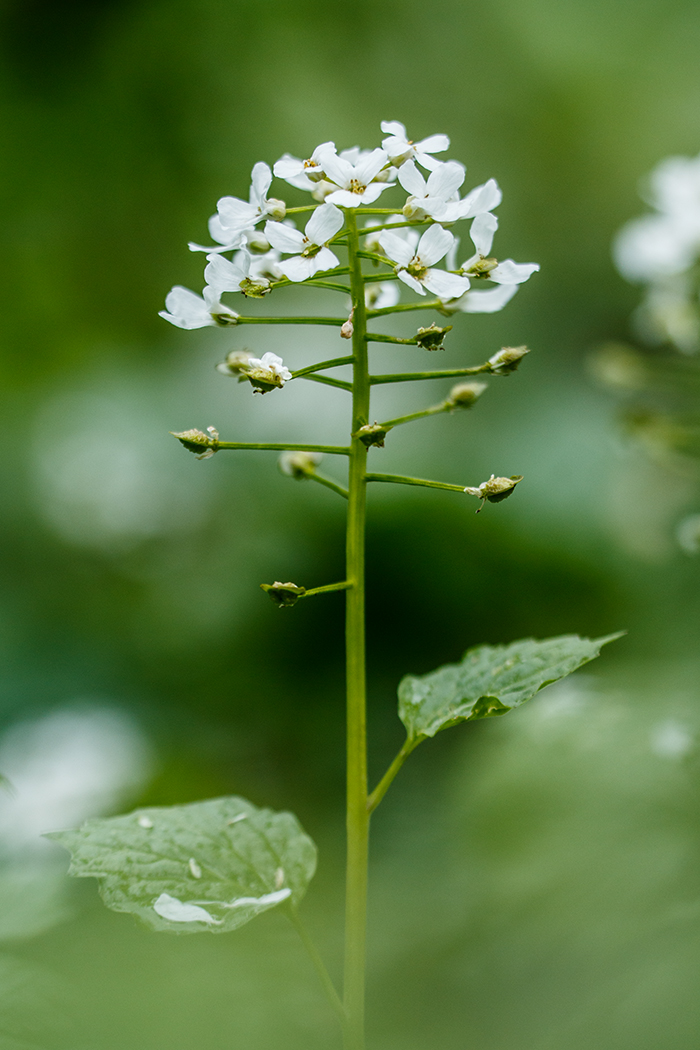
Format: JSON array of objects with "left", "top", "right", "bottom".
[
  {"left": 426, "top": 161, "right": 465, "bottom": 200},
  {"left": 260, "top": 352, "right": 284, "bottom": 368},
  {"left": 417, "top": 224, "right": 454, "bottom": 267},
  {"left": 273, "top": 155, "right": 303, "bottom": 178},
  {"left": 224, "top": 888, "right": 291, "bottom": 909},
  {"left": 306, "top": 202, "right": 345, "bottom": 244},
  {"left": 470, "top": 213, "right": 498, "bottom": 256},
  {"left": 356, "top": 148, "right": 389, "bottom": 185},
  {"left": 309, "top": 246, "right": 340, "bottom": 273},
  {"left": 153, "top": 894, "right": 220, "bottom": 924},
  {"left": 358, "top": 183, "right": 388, "bottom": 204},
  {"left": 379, "top": 231, "right": 414, "bottom": 267},
  {"left": 310, "top": 140, "right": 336, "bottom": 164},
  {"left": 422, "top": 269, "right": 471, "bottom": 299},
  {"left": 613, "top": 215, "right": 696, "bottom": 281},
  {"left": 204, "top": 253, "right": 247, "bottom": 293},
  {"left": 457, "top": 178, "right": 503, "bottom": 219},
  {"left": 380, "top": 120, "right": 407, "bottom": 137},
  {"left": 208, "top": 214, "right": 246, "bottom": 246},
  {"left": 414, "top": 151, "right": 446, "bottom": 172},
  {"left": 250, "top": 162, "right": 272, "bottom": 205},
  {"left": 278, "top": 255, "right": 317, "bottom": 282},
  {"left": 415, "top": 134, "right": 449, "bottom": 155},
  {"left": 217, "top": 196, "right": 258, "bottom": 230},
  {"left": 397, "top": 270, "right": 426, "bottom": 295},
  {"left": 398, "top": 160, "right": 427, "bottom": 198},
  {"left": 264, "top": 220, "right": 305, "bottom": 254},
  {"left": 490, "top": 260, "right": 540, "bottom": 284},
  {"left": 456, "top": 284, "right": 519, "bottom": 313},
  {"left": 325, "top": 189, "right": 362, "bottom": 208},
  {"left": 321, "top": 152, "right": 353, "bottom": 188}
]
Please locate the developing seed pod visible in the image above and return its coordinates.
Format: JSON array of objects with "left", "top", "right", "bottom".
[
  {"left": 464, "top": 474, "right": 523, "bottom": 512},
  {"left": 487, "top": 345, "right": 530, "bottom": 375},
  {"left": 260, "top": 581, "right": 307, "bottom": 608},
  {"left": 445, "top": 382, "right": 488, "bottom": 409},
  {"left": 415, "top": 323, "right": 452, "bottom": 350},
  {"left": 353, "top": 422, "right": 390, "bottom": 447}
]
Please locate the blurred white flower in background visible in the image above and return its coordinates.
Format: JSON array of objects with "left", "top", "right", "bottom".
[
  {"left": 649, "top": 719, "right": 695, "bottom": 760},
  {"left": 0, "top": 706, "right": 153, "bottom": 853},
  {"left": 613, "top": 152, "right": 700, "bottom": 353}
]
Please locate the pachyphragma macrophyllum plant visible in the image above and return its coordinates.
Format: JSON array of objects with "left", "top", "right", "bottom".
[{"left": 48, "top": 121, "right": 621, "bottom": 1050}]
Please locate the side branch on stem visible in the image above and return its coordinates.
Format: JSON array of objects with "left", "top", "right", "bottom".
[{"left": 366, "top": 473, "right": 467, "bottom": 494}]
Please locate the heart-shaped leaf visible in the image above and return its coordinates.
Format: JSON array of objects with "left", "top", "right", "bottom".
[
  {"left": 398, "top": 634, "right": 622, "bottom": 742},
  {"left": 46, "top": 796, "right": 316, "bottom": 934}
]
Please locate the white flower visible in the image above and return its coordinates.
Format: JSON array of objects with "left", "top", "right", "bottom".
[
  {"left": 321, "top": 148, "right": 392, "bottom": 207},
  {"left": 244, "top": 352, "right": 292, "bottom": 393},
  {"left": 379, "top": 224, "right": 470, "bottom": 299},
  {"left": 264, "top": 204, "right": 345, "bottom": 281},
  {"left": 381, "top": 121, "right": 449, "bottom": 170},
  {"left": 459, "top": 214, "right": 539, "bottom": 286},
  {"left": 365, "top": 282, "right": 400, "bottom": 310},
  {"left": 216, "top": 162, "right": 285, "bottom": 235},
  {"left": 273, "top": 141, "right": 336, "bottom": 189},
  {"left": 159, "top": 286, "right": 239, "bottom": 329},
  {"left": 398, "top": 159, "right": 466, "bottom": 220},
  {"left": 204, "top": 250, "right": 272, "bottom": 298}
]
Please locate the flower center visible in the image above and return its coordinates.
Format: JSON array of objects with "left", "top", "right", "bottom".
[
  {"left": 349, "top": 179, "right": 367, "bottom": 195},
  {"left": 406, "top": 255, "right": 427, "bottom": 280}
]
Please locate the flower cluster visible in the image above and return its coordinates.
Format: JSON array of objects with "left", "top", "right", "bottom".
[
  {"left": 159, "top": 120, "right": 539, "bottom": 337},
  {"left": 613, "top": 152, "right": 700, "bottom": 353}
]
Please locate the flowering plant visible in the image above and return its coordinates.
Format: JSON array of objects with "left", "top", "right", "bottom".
[{"left": 49, "top": 122, "right": 619, "bottom": 1050}]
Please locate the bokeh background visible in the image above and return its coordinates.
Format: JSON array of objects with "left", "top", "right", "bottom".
[{"left": 2, "top": 0, "right": 700, "bottom": 1047}]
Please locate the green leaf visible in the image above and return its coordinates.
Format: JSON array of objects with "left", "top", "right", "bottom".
[
  {"left": 398, "top": 633, "right": 623, "bottom": 743},
  {"left": 46, "top": 796, "right": 316, "bottom": 935}
]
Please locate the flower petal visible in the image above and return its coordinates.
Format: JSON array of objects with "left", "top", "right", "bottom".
[
  {"left": 470, "top": 213, "right": 498, "bottom": 256},
  {"left": 489, "top": 260, "right": 540, "bottom": 284},
  {"left": 398, "top": 159, "right": 427, "bottom": 197},
  {"left": 455, "top": 284, "right": 519, "bottom": 313},
  {"left": 278, "top": 255, "right": 317, "bottom": 282},
  {"left": 457, "top": 178, "right": 503, "bottom": 219},
  {"left": 264, "top": 221, "right": 305, "bottom": 254},
  {"left": 320, "top": 151, "right": 353, "bottom": 188},
  {"left": 355, "top": 148, "right": 389, "bottom": 185},
  {"left": 309, "top": 246, "right": 340, "bottom": 274},
  {"left": 250, "top": 162, "right": 272, "bottom": 205},
  {"left": 217, "top": 197, "right": 258, "bottom": 230},
  {"left": 379, "top": 231, "right": 414, "bottom": 267},
  {"left": 416, "top": 223, "right": 454, "bottom": 267},
  {"left": 204, "top": 253, "right": 248, "bottom": 293},
  {"left": 273, "top": 154, "right": 303, "bottom": 178},
  {"left": 358, "top": 183, "right": 388, "bottom": 204},
  {"left": 306, "top": 202, "right": 345, "bottom": 244},
  {"left": 422, "top": 269, "right": 470, "bottom": 299},
  {"left": 397, "top": 270, "right": 426, "bottom": 295},
  {"left": 415, "top": 134, "right": 449, "bottom": 155},
  {"left": 380, "top": 120, "right": 407, "bottom": 137},
  {"left": 426, "top": 160, "right": 465, "bottom": 200}
]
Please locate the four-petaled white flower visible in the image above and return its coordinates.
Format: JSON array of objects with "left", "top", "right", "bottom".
[
  {"left": 379, "top": 224, "right": 470, "bottom": 299},
  {"left": 204, "top": 250, "right": 272, "bottom": 299},
  {"left": 381, "top": 121, "right": 449, "bottom": 171},
  {"left": 216, "top": 162, "right": 285, "bottom": 236},
  {"left": 321, "top": 148, "right": 393, "bottom": 208},
  {"left": 264, "top": 204, "right": 345, "bottom": 281},
  {"left": 459, "top": 213, "right": 540, "bottom": 286},
  {"left": 398, "top": 159, "right": 466, "bottom": 221},
  {"left": 273, "top": 142, "right": 336, "bottom": 190},
  {"left": 159, "top": 286, "right": 239, "bottom": 329},
  {"left": 243, "top": 352, "right": 293, "bottom": 394}
]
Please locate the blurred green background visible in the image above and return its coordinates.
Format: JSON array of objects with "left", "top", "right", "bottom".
[{"left": 2, "top": 0, "right": 700, "bottom": 1047}]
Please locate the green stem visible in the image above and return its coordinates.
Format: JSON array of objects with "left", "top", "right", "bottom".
[
  {"left": 356, "top": 250, "right": 394, "bottom": 266},
  {"left": 299, "top": 374, "right": 353, "bottom": 393},
  {"left": 367, "top": 738, "right": 420, "bottom": 815},
  {"left": 286, "top": 908, "right": 347, "bottom": 1026},
  {"left": 371, "top": 366, "right": 490, "bottom": 385},
  {"left": 361, "top": 273, "right": 401, "bottom": 284},
  {"left": 366, "top": 472, "right": 466, "bottom": 494},
  {"left": 366, "top": 299, "right": 442, "bottom": 318},
  {"left": 301, "top": 581, "right": 352, "bottom": 598},
  {"left": 292, "top": 356, "right": 355, "bottom": 378},
  {"left": 343, "top": 208, "right": 370, "bottom": 1050},
  {"left": 309, "top": 472, "right": 349, "bottom": 499},
  {"left": 364, "top": 333, "right": 419, "bottom": 346},
  {"left": 379, "top": 403, "right": 448, "bottom": 429},
  {"left": 215, "top": 442, "right": 350, "bottom": 455},
  {"left": 236, "top": 316, "right": 347, "bottom": 327}
]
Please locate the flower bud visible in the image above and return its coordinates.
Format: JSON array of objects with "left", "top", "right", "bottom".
[
  {"left": 266, "top": 198, "right": 287, "bottom": 221},
  {"left": 171, "top": 426, "right": 219, "bottom": 460},
  {"left": 464, "top": 474, "right": 523, "bottom": 512},
  {"left": 246, "top": 232, "right": 272, "bottom": 254},
  {"left": 279, "top": 451, "right": 322, "bottom": 478},
  {"left": 311, "top": 180, "right": 336, "bottom": 202},
  {"left": 402, "top": 197, "right": 430, "bottom": 222},
  {"left": 216, "top": 349, "right": 253, "bottom": 377},
  {"left": 239, "top": 276, "right": 271, "bottom": 299},
  {"left": 260, "top": 581, "right": 306, "bottom": 608},
  {"left": 340, "top": 308, "right": 355, "bottom": 339},
  {"left": 446, "top": 381, "right": 487, "bottom": 408},
  {"left": 243, "top": 352, "right": 292, "bottom": 393},
  {"left": 465, "top": 256, "right": 498, "bottom": 278},
  {"left": 416, "top": 323, "right": 452, "bottom": 351},
  {"left": 353, "top": 422, "right": 390, "bottom": 448},
  {"left": 487, "top": 346, "right": 530, "bottom": 375}
]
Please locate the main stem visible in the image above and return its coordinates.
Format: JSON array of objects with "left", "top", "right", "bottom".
[{"left": 344, "top": 209, "right": 370, "bottom": 1050}]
